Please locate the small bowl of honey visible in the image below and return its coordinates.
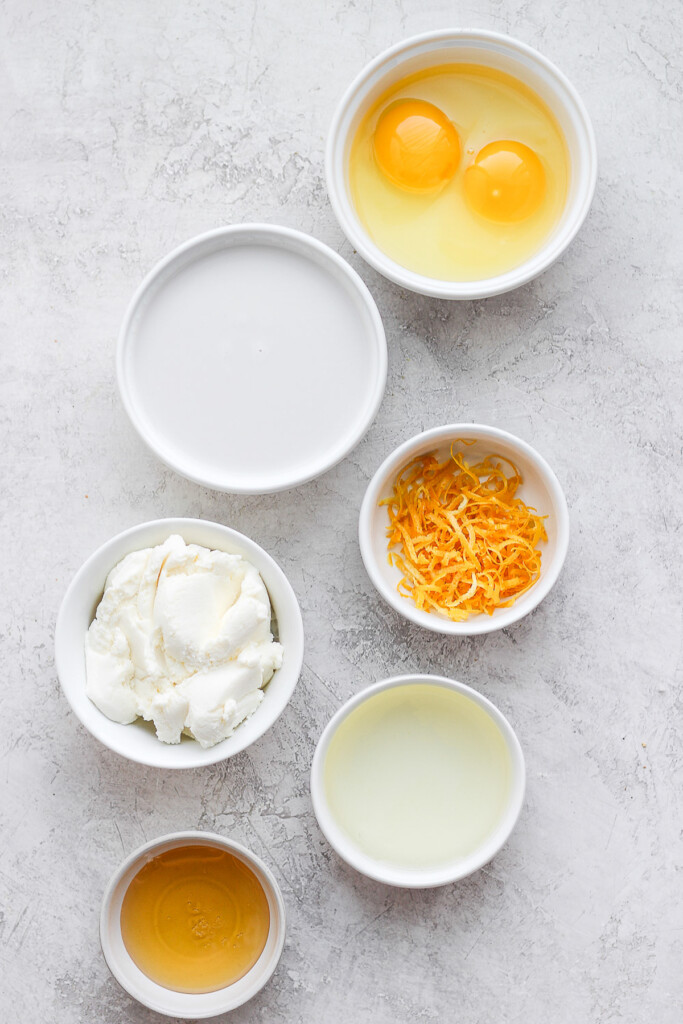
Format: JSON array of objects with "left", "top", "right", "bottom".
[
  {"left": 326, "top": 29, "right": 597, "bottom": 299},
  {"left": 100, "top": 832, "right": 286, "bottom": 1017}
]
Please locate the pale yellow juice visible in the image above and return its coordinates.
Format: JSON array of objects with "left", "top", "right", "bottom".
[
  {"left": 349, "top": 64, "right": 569, "bottom": 280},
  {"left": 323, "top": 684, "right": 512, "bottom": 868}
]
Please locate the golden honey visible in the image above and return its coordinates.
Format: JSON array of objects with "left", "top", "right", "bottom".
[{"left": 120, "top": 844, "right": 270, "bottom": 993}]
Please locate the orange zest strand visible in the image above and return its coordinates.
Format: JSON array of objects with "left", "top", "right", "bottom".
[{"left": 381, "top": 448, "right": 548, "bottom": 621}]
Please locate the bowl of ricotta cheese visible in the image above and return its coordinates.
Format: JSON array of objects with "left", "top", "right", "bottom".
[{"left": 55, "top": 519, "right": 304, "bottom": 768}]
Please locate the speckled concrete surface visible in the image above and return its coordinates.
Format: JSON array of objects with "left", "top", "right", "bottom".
[{"left": 2, "top": 1, "right": 682, "bottom": 1021}]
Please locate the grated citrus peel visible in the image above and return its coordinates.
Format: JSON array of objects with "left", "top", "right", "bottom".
[{"left": 381, "top": 447, "right": 548, "bottom": 620}]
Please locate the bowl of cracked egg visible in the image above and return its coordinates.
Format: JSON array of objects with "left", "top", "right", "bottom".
[{"left": 326, "top": 29, "right": 597, "bottom": 299}]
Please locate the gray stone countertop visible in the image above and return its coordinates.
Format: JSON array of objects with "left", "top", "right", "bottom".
[{"left": 1, "top": 1, "right": 681, "bottom": 1021}]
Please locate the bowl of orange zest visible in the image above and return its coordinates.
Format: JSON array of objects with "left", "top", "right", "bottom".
[{"left": 359, "top": 425, "right": 569, "bottom": 635}]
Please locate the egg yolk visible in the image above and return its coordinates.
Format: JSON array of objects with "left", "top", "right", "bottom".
[
  {"left": 464, "top": 140, "right": 546, "bottom": 222},
  {"left": 373, "top": 99, "right": 461, "bottom": 193}
]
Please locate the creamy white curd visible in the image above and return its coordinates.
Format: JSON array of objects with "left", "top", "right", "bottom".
[{"left": 85, "top": 535, "right": 283, "bottom": 748}]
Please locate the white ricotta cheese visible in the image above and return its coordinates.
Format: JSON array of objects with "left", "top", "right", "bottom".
[{"left": 85, "top": 535, "right": 283, "bottom": 748}]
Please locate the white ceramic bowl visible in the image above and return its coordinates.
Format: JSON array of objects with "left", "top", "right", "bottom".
[
  {"left": 55, "top": 518, "right": 304, "bottom": 768},
  {"left": 359, "top": 424, "right": 569, "bottom": 635},
  {"left": 117, "top": 224, "right": 387, "bottom": 493},
  {"left": 100, "top": 831, "right": 286, "bottom": 1017},
  {"left": 326, "top": 29, "right": 597, "bottom": 299},
  {"left": 311, "top": 674, "right": 525, "bottom": 887}
]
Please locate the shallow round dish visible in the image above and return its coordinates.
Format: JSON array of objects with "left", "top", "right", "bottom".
[
  {"left": 359, "top": 424, "right": 569, "bottom": 635},
  {"left": 311, "top": 675, "right": 525, "bottom": 887},
  {"left": 55, "top": 518, "right": 304, "bottom": 768},
  {"left": 100, "top": 831, "right": 286, "bottom": 1018},
  {"left": 118, "top": 224, "right": 387, "bottom": 493},
  {"left": 326, "top": 29, "right": 597, "bottom": 299}
]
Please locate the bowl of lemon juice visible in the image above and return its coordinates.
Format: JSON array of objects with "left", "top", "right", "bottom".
[
  {"left": 326, "top": 29, "right": 597, "bottom": 299},
  {"left": 311, "top": 675, "right": 525, "bottom": 887}
]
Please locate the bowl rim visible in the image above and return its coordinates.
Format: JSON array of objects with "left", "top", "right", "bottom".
[
  {"left": 116, "top": 222, "right": 388, "bottom": 493},
  {"left": 100, "top": 830, "right": 286, "bottom": 1017},
  {"left": 310, "top": 674, "right": 526, "bottom": 887},
  {"left": 358, "top": 423, "right": 570, "bottom": 635},
  {"left": 325, "top": 27, "right": 598, "bottom": 299},
  {"left": 54, "top": 517, "right": 304, "bottom": 768}
]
